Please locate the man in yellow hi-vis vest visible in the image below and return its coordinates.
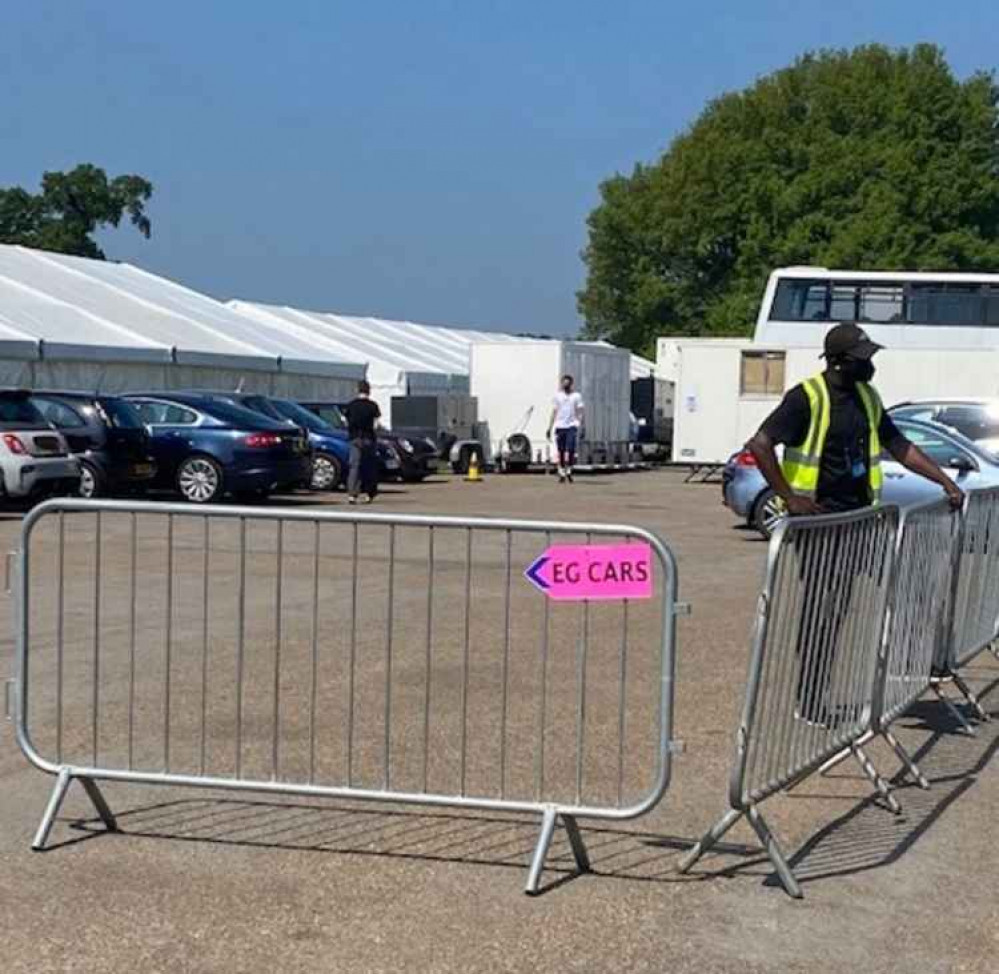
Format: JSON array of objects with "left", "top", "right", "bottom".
[{"left": 748, "top": 323, "right": 964, "bottom": 724}]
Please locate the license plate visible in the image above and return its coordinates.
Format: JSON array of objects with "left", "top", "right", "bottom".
[
  {"left": 132, "top": 463, "right": 154, "bottom": 477},
  {"left": 385, "top": 459, "right": 400, "bottom": 470}
]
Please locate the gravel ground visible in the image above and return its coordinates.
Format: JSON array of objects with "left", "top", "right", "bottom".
[{"left": 0, "top": 468, "right": 996, "bottom": 974}]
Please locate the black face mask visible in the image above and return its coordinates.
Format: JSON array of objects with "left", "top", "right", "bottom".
[{"left": 837, "top": 358, "right": 875, "bottom": 384}]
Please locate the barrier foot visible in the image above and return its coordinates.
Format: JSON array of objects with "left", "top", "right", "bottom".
[
  {"left": 851, "top": 744, "right": 902, "bottom": 815},
  {"left": 812, "top": 728, "right": 874, "bottom": 783},
  {"left": 676, "top": 807, "right": 743, "bottom": 874},
  {"left": 32, "top": 771, "right": 118, "bottom": 851},
  {"left": 882, "top": 729, "right": 930, "bottom": 790},
  {"left": 746, "top": 805, "right": 802, "bottom": 899},
  {"left": 561, "top": 815, "right": 591, "bottom": 875},
  {"left": 933, "top": 684, "right": 977, "bottom": 737},
  {"left": 79, "top": 776, "right": 118, "bottom": 833},
  {"left": 32, "top": 768, "right": 72, "bottom": 850},
  {"left": 951, "top": 673, "right": 990, "bottom": 723},
  {"left": 524, "top": 806, "right": 558, "bottom": 895}
]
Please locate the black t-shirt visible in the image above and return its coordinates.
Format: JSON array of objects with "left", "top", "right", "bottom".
[
  {"left": 345, "top": 397, "right": 380, "bottom": 440},
  {"left": 760, "top": 378, "right": 905, "bottom": 511}
]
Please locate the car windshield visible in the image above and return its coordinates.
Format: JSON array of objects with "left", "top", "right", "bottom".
[
  {"left": 271, "top": 399, "right": 334, "bottom": 432},
  {"left": 237, "top": 395, "right": 287, "bottom": 422},
  {"left": 306, "top": 403, "right": 347, "bottom": 430},
  {"left": 935, "top": 405, "right": 999, "bottom": 442},
  {"left": 99, "top": 397, "right": 144, "bottom": 429},
  {"left": 195, "top": 398, "right": 285, "bottom": 428},
  {"left": 895, "top": 419, "right": 994, "bottom": 468},
  {"left": 0, "top": 394, "right": 46, "bottom": 429}
]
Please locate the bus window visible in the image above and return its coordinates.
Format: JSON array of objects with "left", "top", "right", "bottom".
[
  {"left": 858, "top": 285, "right": 904, "bottom": 323},
  {"left": 908, "top": 284, "right": 984, "bottom": 325},
  {"left": 987, "top": 288, "right": 999, "bottom": 326},
  {"left": 829, "top": 284, "right": 858, "bottom": 320},
  {"left": 769, "top": 280, "right": 827, "bottom": 321}
]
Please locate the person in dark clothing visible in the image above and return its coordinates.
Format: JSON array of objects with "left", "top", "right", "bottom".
[
  {"left": 747, "top": 323, "right": 964, "bottom": 724},
  {"left": 344, "top": 380, "right": 381, "bottom": 504}
]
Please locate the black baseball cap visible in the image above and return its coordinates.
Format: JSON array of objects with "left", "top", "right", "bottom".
[{"left": 822, "top": 323, "right": 884, "bottom": 360}]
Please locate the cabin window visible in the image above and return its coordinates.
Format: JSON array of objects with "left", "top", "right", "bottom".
[{"left": 740, "top": 350, "right": 786, "bottom": 396}]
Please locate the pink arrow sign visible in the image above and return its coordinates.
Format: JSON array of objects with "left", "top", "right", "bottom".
[{"left": 524, "top": 543, "right": 653, "bottom": 601}]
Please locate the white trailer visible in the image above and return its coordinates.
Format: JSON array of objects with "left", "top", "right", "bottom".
[
  {"left": 470, "top": 340, "right": 631, "bottom": 466},
  {"left": 660, "top": 267, "right": 999, "bottom": 467}
]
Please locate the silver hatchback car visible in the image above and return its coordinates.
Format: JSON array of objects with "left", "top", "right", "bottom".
[
  {"left": 722, "top": 416, "right": 999, "bottom": 536},
  {"left": 0, "top": 391, "right": 80, "bottom": 501}
]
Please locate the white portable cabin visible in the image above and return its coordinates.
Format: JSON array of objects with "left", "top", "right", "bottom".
[
  {"left": 661, "top": 267, "right": 999, "bottom": 465},
  {"left": 470, "top": 340, "right": 631, "bottom": 457}
]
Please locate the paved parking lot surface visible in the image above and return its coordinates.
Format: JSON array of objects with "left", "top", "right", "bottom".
[{"left": 1, "top": 469, "right": 996, "bottom": 973}]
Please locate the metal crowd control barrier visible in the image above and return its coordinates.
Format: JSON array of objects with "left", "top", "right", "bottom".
[
  {"left": 819, "top": 498, "right": 961, "bottom": 789},
  {"left": 14, "top": 498, "right": 681, "bottom": 894},
  {"left": 677, "top": 506, "right": 898, "bottom": 898},
  {"left": 937, "top": 487, "right": 999, "bottom": 726}
]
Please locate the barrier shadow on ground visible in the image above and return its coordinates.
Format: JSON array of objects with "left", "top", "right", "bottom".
[
  {"left": 64, "top": 799, "right": 761, "bottom": 894},
  {"left": 681, "top": 677, "right": 998, "bottom": 893}
]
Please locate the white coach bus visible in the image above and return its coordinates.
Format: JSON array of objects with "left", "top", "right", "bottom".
[
  {"left": 659, "top": 266, "right": 999, "bottom": 467},
  {"left": 757, "top": 266, "right": 999, "bottom": 348}
]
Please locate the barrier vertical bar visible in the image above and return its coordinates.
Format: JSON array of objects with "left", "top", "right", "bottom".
[
  {"left": 200, "top": 516, "right": 210, "bottom": 776},
  {"left": 92, "top": 512, "right": 102, "bottom": 765},
  {"left": 127, "top": 512, "right": 137, "bottom": 770},
  {"left": 272, "top": 520, "right": 284, "bottom": 781},
  {"left": 309, "top": 520, "right": 320, "bottom": 784},
  {"left": 384, "top": 525, "right": 395, "bottom": 790},
  {"left": 164, "top": 513, "right": 173, "bottom": 771}
]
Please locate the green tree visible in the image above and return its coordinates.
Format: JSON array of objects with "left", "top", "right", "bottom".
[
  {"left": 578, "top": 44, "right": 999, "bottom": 351},
  {"left": 0, "top": 164, "right": 153, "bottom": 259}
]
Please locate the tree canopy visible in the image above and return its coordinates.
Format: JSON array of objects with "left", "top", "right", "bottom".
[
  {"left": 0, "top": 164, "right": 153, "bottom": 260},
  {"left": 578, "top": 44, "right": 999, "bottom": 352}
]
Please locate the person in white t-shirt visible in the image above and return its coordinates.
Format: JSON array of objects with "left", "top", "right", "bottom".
[{"left": 546, "top": 374, "right": 585, "bottom": 483}]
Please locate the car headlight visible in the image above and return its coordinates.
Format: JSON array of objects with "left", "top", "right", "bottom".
[{"left": 397, "top": 438, "right": 414, "bottom": 453}]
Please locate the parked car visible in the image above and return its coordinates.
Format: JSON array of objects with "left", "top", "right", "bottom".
[
  {"left": 196, "top": 392, "right": 402, "bottom": 489},
  {"left": 890, "top": 399, "right": 999, "bottom": 458},
  {"left": 302, "top": 401, "right": 439, "bottom": 482},
  {"left": 0, "top": 390, "right": 80, "bottom": 500},
  {"left": 123, "top": 393, "right": 311, "bottom": 503},
  {"left": 31, "top": 392, "right": 156, "bottom": 498},
  {"left": 723, "top": 417, "right": 998, "bottom": 537},
  {"left": 181, "top": 392, "right": 357, "bottom": 490}
]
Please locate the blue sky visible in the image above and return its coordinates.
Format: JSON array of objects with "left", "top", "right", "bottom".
[{"left": 1, "top": 1, "right": 996, "bottom": 335}]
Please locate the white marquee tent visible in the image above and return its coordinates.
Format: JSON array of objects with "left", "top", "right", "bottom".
[
  {"left": 229, "top": 300, "right": 524, "bottom": 422},
  {"left": 0, "top": 245, "right": 365, "bottom": 398}
]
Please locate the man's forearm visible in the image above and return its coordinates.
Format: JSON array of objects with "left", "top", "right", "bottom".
[
  {"left": 747, "top": 433, "right": 795, "bottom": 501},
  {"left": 890, "top": 441, "right": 959, "bottom": 491}
]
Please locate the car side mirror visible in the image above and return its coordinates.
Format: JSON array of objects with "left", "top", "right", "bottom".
[{"left": 949, "top": 455, "right": 976, "bottom": 473}]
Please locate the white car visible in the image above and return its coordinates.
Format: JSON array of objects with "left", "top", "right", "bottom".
[{"left": 0, "top": 391, "right": 80, "bottom": 500}]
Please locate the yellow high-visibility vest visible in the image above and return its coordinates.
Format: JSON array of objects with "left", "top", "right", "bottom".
[{"left": 781, "top": 374, "right": 884, "bottom": 502}]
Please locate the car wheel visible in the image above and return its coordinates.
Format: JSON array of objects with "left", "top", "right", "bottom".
[
  {"left": 177, "top": 455, "right": 224, "bottom": 504},
  {"left": 78, "top": 461, "right": 103, "bottom": 499},
  {"left": 752, "top": 489, "right": 787, "bottom": 539},
  {"left": 311, "top": 452, "right": 343, "bottom": 491}
]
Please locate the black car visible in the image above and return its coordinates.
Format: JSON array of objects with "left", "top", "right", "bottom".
[
  {"left": 31, "top": 392, "right": 156, "bottom": 498},
  {"left": 302, "top": 401, "right": 439, "bottom": 482}
]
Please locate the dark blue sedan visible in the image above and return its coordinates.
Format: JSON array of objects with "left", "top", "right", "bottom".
[
  {"left": 189, "top": 392, "right": 398, "bottom": 491},
  {"left": 125, "top": 393, "right": 311, "bottom": 503}
]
